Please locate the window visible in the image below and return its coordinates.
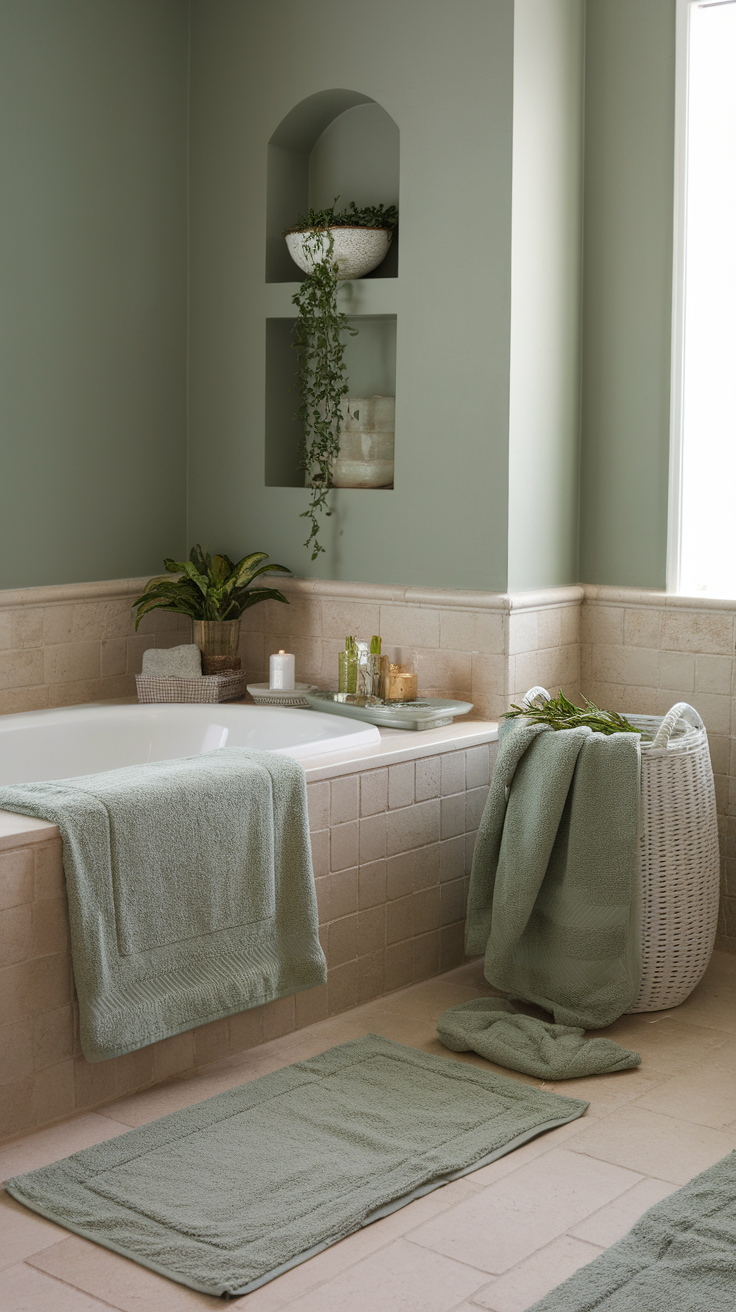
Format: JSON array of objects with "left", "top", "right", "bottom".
[{"left": 669, "top": 0, "right": 736, "bottom": 598}]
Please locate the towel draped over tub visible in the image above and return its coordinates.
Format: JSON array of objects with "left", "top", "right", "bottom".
[{"left": 0, "top": 747, "right": 326, "bottom": 1061}]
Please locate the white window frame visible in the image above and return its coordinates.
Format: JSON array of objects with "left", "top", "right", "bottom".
[{"left": 667, "top": 0, "right": 736, "bottom": 595}]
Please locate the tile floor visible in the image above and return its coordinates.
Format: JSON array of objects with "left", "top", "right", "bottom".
[{"left": 3, "top": 951, "right": 736, "bottom": 1311}]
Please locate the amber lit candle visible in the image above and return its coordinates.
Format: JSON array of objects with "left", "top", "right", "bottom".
[{"left": 386, "top": 664, "right": 418, "bottom": 702}]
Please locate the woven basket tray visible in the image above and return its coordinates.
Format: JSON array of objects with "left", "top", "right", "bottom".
[{"left": 135, "top": 672, "right": 248, "bottom": 704}]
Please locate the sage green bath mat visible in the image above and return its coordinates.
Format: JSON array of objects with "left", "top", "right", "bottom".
[
  {"left": 5, "top": 1035, "right": 587, "bottom": 1298},
  {"left": 528, "top": 1151, "right": 736, "bottom": 1310}
]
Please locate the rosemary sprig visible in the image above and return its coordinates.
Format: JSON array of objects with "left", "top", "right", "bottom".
[{"left": 503, "top": 689, "right": 640, "bottom": 737}]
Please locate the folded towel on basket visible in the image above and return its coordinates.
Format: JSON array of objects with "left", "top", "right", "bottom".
[
  {"left": 141, "top": 644, "right": 202, "bottom": 677},
  {"left": 465, "top": 717, "right": 642, "bottom": 1030},
  {"left": 0, "top": 748, "right": 326, "bottom": 1060}
]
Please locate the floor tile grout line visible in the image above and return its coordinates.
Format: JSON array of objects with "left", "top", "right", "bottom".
[
  {"left": 560, "top": 1170, "right": 669, "bottom": 1238},
  {"left": 19, "top": 1257, "right": 126, "bottom": 1311}
]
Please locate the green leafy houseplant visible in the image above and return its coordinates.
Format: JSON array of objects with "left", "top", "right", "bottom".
[
  {"left": 288, "top": 200, "right": 398, "bottom": 559},
  {"left": 504, "top": 689, "right": 641, "bottom": 737},
  {"left": 132, "top": 545, "right": 290, "bottom": 628},
  {"left": 284, "top": 200, "right": 399, "bottom": 235}
]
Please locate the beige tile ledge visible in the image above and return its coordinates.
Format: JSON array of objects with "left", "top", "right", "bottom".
[
  {"left": 0, "top": 576, "right": 149, "bottom": 609},
  {"left": 0, "top": 574, "right": 585, "bottom": 615},
  {"left": 584, "top": 585, "right": 736, "bottom": 614},
  {"left": 6, "top": 575, "right": 733, "bottom": 616},
  {"left": 301, "top": 719, "right": 498, "bottom": 783},
  {"left": 507, "top": 587, "right": 583, "bottom": 612},
  {"left": 0, "top": 810, "right": 58, "bottom": 849},
  {"left": 272, "top": 577, "right": 584, "bottom": 613},
  {"left": 0, "top": 719, "right": 499, "bottom": 843}
]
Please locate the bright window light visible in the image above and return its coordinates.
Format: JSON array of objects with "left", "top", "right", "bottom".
[{"left": 676, "top": 0, "right": 736, "bottom": 598}]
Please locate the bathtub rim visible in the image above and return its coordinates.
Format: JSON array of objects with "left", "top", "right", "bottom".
[{"left": 0, "top": 709, "right": 498, "bottom": 849}]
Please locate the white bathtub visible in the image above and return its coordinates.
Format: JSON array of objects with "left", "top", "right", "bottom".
[{"left": 0, "top": 702, "right": 381, "bottom": 786}]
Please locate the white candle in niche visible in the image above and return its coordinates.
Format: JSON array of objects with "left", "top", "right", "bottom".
[{"left": 269, "top": 650, "right": 295, "bottom": 691}]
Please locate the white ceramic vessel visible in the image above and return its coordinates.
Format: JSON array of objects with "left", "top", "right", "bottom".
[
  {"left": 285, "top": 227, "right": 392, "bottom": 280},
  {"left": 0, "top": 703, "right": 381, "bottom": 785},
  {"left": 331, "top": 395, "right": 395, "bottom": 488}
]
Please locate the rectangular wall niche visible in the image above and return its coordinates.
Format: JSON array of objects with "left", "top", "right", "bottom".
[{"left": 265, "top": 315, "right": 397, "bottom": 489}]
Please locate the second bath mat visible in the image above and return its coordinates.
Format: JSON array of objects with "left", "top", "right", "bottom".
[{"left": 5, "top": 1034, "right": 588, "bottom": 1298}]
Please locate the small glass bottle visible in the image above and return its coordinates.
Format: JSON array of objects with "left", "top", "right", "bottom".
[{"left": 338, "top": 637, "right": 358, "bottom": 693}]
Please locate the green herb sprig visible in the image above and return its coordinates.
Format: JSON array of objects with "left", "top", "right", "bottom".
[{"left": 503, "top": 689, "right": 640, "bottom": 737}]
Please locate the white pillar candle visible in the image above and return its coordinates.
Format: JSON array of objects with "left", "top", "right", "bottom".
[{"left": 269, "top": 650, "right": 295, "bottom": 691}]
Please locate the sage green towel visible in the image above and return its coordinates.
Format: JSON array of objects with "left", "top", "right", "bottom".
[
  {"left": 528, "top": 1151, "right": 736, "bottom": 1310},
  {"left": 437, "top": 998, "right": 641, "bottom": 1080},
  {"left": 0, "top": 748, "right": 326, "bottom": 1062},
  {"left": 466, "top": 717, "right": 641, "bottom": 1029},
  {"left": 5, "top": 1035, "right": 588, "bottom": 1298}
]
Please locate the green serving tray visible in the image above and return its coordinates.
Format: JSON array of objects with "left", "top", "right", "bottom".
[{"left": 305, "top": 690, "right": 473, "bottom": 731}]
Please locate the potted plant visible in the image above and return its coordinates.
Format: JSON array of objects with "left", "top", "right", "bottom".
[
  {"left": 132, "top": 545, "right": 290, "bottom": 664},
  {"left": 285, "top": 200, "right": 398, "bottom": 559},
  {"left": 284, "top": 199, "right": 398, "bottom": 281}
]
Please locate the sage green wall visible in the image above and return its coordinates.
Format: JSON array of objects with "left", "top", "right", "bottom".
[
  {"left": 579, "top": 0, "right": 676, "bottom": 587},
  {"left": 0, "top": 0, "right": 679, "bottom": 596},
  {"left": 0, "top": 0, "right": 188, "bottom": 590},
  {"left": 188, "top": 0, "right": 515, "bottom": 591},
  {"left": 507, "top": 0, "right": 584, "bottom": 593}
]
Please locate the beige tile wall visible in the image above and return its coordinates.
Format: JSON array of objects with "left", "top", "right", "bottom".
[
  {"left": 0, "top": 577, "right": 582, "bottom": 721},
  {"left": 2, "top": 572, "right": 734, "bottom": 1141},
  {"left": 0, "top": 740, "right": 493, "bottom": 1142},
  {"left": 0, "top": 579, "right": 191, "bottom": 715},
  {"left": 2, "top": 575, "right": 733, "bottom": 954},
  {"left": 238, "top": 579, "right": 583, "bottom": 720},
  {"left": 582, "top": 588, "right": 736, "bottom": 953}
]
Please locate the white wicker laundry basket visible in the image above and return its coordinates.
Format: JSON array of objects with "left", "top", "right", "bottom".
[{"left": 523, "top": 690, "right": 721, "bottom": 1013}]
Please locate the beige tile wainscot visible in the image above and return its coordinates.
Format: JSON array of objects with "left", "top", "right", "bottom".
[
  {"left": 581, "top": 586, "right": 736, "bottom": 953},
  {"left": 0, "top": 722, "right": 498, "bottom": 1142}
]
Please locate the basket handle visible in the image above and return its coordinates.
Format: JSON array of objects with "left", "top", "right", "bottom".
[
  {"left": 651, "top": 702, "right": 705, "bottom": 749},
  {"left": 522, "top": 686, "right": 551, "bottom": 709}
]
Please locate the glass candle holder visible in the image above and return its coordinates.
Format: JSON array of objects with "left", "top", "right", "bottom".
[{"left": 386, "top": 663, "right": 418, "bottom": 702}]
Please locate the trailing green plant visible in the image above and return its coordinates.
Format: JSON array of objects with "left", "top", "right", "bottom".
[
  {"left": 503, "top": 689, "right": 641, "bottom": 737},
  {"left": 132, "top": 544, "right": 290, "bottom": 628},
  {"left": 288, "top": 199, "right": 398, "bottom": 559},
  {"left": 284, "top": 199, "right": 398, "bottom": 234},
  {"left": 291, "top": 227, "right": 354, "bottom": 559}
]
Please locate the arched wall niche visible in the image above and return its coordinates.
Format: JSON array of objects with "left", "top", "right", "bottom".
[{"left": 266, "top": 89, "right": 400, "bottom": 282}]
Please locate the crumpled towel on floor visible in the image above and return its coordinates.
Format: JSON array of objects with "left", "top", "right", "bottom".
[{"left": 437, "top": 998, "right": 641, "bottom": 1080}]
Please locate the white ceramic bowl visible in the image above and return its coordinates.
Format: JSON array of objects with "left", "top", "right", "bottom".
[{"left": 285, "top": 227, "right": 393, "bottom": 280}]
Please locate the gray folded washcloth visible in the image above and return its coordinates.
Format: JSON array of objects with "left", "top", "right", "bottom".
[
  {"left": 437, "top": 997, "right": 641, "bottom": 1080},
  {"left": 141, "top": 644, "right": 202, "bottom": 678}
]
